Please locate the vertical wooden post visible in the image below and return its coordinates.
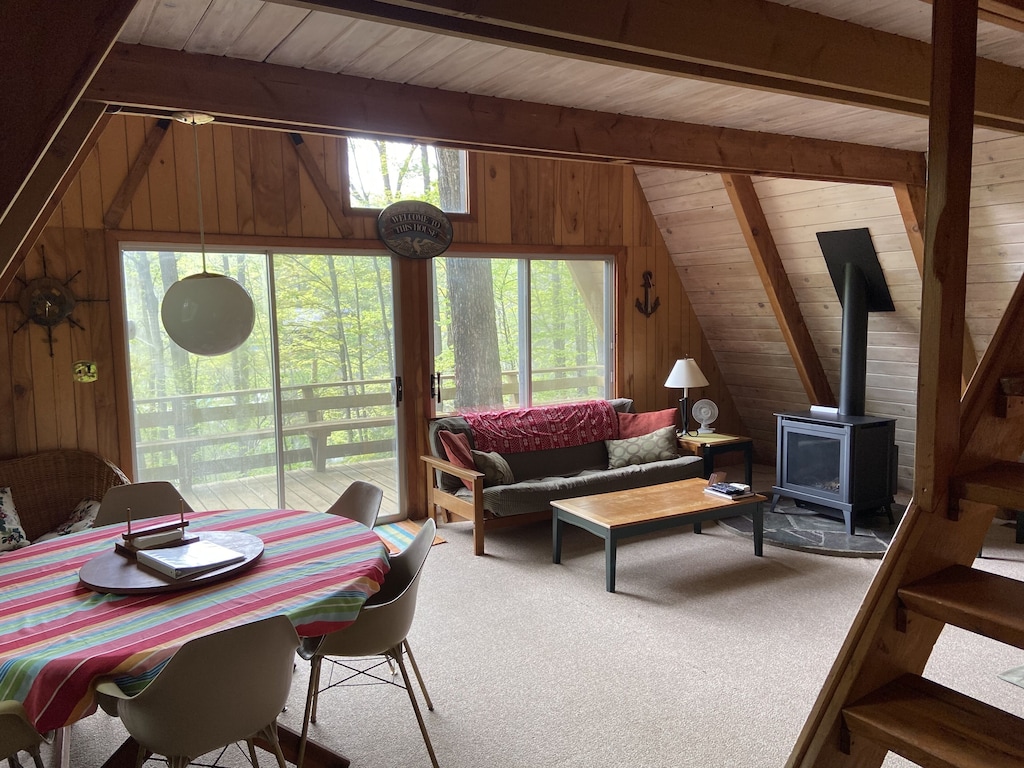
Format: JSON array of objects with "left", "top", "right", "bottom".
[
  {"left": 915, "top": 0, "right": 979, "bottom": 515},
  {"left": 787, "top": 2, "right": 982, "bottom": 767},
  {"left": 393, "top": 256, "right": 433, "bottom": 519}
]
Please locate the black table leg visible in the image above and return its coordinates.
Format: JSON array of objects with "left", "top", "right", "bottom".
[
  {"left": 605, "top": 535, "right": 617, "bottom": 593},
  {"left": 753, "top": 501, "right": 764, "bottom": 557}
]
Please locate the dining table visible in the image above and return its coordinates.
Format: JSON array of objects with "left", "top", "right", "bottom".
[{"left": 0, "top": 507, "right": 390, "bottom": 768}]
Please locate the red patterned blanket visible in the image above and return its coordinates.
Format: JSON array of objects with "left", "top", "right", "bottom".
[{"left": 463, "top": 400, "right": 618, "bottom": 453}]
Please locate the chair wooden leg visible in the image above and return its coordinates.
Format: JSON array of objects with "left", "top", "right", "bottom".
[
  {"left": 258, "top": 723, "right": 288, "bottom": 768},
  {"left": 134, "top": 744, "right": 147, "bottom": 768},
  {"left": 298, "top": 656, "right": 322, "bottom": 768},
  {"left": 310, "top": 655, "right": 323, "bottom": 725},
  {"left": 392, "top": 649, "right": 440, "bottom": 768},
  {"left": 246, "top": 738, "right": 260, "bottom": 766},
  {"left": 402, "top": 640, "right": 434, "bottom": 711},
  {"left": 28, "top": 749, "right": 43, "bottom": 768}
]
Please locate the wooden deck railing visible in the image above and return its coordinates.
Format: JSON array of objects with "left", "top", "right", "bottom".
[
  {"left": 134, "top": 367, "right": 605, "bottom": 489},
  {"left": 134, "top": 379, "right": 396, "bottom": 489}
]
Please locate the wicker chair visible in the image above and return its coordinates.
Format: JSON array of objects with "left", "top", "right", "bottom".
[{"left": 0, "top": 450, "right": 130, "bottom": 543}]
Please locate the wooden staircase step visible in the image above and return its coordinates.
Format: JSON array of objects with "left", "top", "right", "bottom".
[
  {"left": 898, "top": 565, "right": 1024, "bottom": 649},
  {"left": 843, "top": 674, "right": 1024, "bottom": 768},
  {"left": 953, "top": 461, "right": 1024, "bottom": 509}
]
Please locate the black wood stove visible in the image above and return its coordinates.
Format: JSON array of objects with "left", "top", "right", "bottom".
[{"left": 771, "top": 229, "right": 898, "bottom": 534}]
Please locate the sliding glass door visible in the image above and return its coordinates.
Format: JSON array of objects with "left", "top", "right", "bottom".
[{"left": 121, "top": 247, "right": 400, "bottom": 520}]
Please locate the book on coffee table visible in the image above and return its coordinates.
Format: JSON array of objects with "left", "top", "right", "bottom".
[
  {"left": 703, "top": 482, "right": 755, "bottom": 500},
  {"left": 136, "top": 539, "right": 245, "bottom": 579}
]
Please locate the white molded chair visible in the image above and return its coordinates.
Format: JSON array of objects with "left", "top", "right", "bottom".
[
  {"left": 298, "top": 518, "right": 438, "bottom": 768},
  {"left": 325, "top": 481, "right": 384, "bottom": 528},
  {"left": 94, "top": 482, "right": 194, "bottom": 528},
  {"left": 94, "top": 615, "right": 298, "bottom": 768},
  {"left": 0, "top": 701, "right": 44, "bottom": 768}
]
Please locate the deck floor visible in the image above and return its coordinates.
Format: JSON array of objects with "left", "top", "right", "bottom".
[{"left": 181, "top": 458, "right": 400, "bottom": 516}]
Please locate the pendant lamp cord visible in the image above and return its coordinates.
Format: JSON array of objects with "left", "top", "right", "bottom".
[{"left": 191, "top": 119, "right": 208, "bottom": 274}]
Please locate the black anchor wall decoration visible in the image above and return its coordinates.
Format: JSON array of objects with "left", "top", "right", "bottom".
[{"left": 635, "top": 271, "right": 660, "bottom": 317}]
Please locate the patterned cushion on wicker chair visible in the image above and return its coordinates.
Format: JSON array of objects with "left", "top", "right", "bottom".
[{"left": 0, "top": 450, "right": 130, "bottom": 545}]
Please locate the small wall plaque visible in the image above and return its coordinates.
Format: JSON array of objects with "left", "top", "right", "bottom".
[{"left": 377, "top": 201, "right": 453, "bottom": 259}]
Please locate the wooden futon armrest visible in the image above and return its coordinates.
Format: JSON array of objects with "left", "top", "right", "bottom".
[{"left": 420, "top": 454, "right": 486, "bottom": 555}]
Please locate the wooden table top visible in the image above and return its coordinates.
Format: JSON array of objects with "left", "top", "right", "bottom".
[
  {"left": 551, "top": 477, "right": 766, "bottom": 529},
  {"left": 677, "top": 432, "right": 752, "bottom": 447}
]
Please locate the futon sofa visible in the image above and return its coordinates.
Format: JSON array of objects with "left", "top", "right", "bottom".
[
  {"left": 0, "top": 449, "right": 130, "bottom": 553},
  {"left": 422, "top": 399, "right": 703, "bottom": 555}
]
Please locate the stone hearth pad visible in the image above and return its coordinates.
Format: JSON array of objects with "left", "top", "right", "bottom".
[{"left": 717, "top": 498, "right": 904, "bottom": 558}]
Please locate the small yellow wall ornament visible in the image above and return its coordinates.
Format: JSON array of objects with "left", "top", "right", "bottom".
[{"left": 73, "top": 361, "right": 98, "bottom": 383}]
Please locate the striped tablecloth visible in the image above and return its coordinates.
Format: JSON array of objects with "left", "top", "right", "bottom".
[{"left": 0, "top": 508, "right": 389, "bottom": 733}]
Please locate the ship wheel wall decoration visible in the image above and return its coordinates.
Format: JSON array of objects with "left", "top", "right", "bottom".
[{"left": 4, "top": 247, "right": 102, "bottom": 357}]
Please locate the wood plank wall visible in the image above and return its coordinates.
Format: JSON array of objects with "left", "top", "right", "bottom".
[
  {"left": 636, "top": 131, "right": 1024, "bottom": 490},
  {"left": 0, "top": 115, "right": 737, "bottom": 475}
]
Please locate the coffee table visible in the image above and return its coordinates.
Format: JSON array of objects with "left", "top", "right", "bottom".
[{"left": 552, "top": 478, "right": 764, "bottom": 592}]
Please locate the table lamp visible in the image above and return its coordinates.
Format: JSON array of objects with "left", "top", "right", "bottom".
[{"left": 665, "top": 358, "right": 709, "bottom": 436}]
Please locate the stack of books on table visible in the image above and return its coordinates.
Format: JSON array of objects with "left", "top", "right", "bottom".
[
  {"left": 703, "top": 482, "right": 755, "bottom": 500},
  {"left": 136, "top": 539, "right": 245, "bottom": 579}
]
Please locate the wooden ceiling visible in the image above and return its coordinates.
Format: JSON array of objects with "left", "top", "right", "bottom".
[
  {"left": 7, "top": 2, "right": 1024, "bottom": 223},
  {"left": 104, "top": 0, "right": 1024, "bottom": 151},
  {"left": 4, "top": 1, "right": 1023, "bottom": 294}
]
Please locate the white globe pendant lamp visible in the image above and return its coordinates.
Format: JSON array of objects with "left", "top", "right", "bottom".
[{"left": 161, "top": 112, "right": 255, "bottom": 356}]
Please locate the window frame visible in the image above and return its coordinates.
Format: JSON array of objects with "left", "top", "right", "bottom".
[
  {"left": 430, "top": 248, "right": 617, "bottom": 412},
  {"left": 340, "top": 136, "right": 477, "bottom": 222}
]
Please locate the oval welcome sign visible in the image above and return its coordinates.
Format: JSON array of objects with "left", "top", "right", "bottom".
[{"left": 377, "top": 201, "right": 454, "bottom": 259}]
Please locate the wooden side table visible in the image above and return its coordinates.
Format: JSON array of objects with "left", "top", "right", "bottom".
[{"left": 677, "top": 433, "right": 754, "bottom": 487}]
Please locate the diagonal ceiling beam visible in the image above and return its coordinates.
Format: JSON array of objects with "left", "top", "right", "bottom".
[
  {"left": 285, "top": 0, "right": 1024, "bottom": 133},
  {"left": 86, "top": 44, "right": 927, "bottom": 186},
  {"left": 103, "top": 118, "right": 171, "bottom": 230},
  {"left": 0, "top": 0, "right": 138, "bottom": 229},
  {"left": 722, "top": 174, "right": 836, "bottom": 408},
  {"left": 287, "top": 133, "right": 356, "bottom": 237},
  {"left": 893, "top": 182, "right": 979, "bottom": 393},
  {"left": 0, "top": 103, "right": 110, "bottom": 296}
]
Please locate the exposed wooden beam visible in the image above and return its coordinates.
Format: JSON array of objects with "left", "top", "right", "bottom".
[
  {"left": 920, "top": 0, "right": 1024, "bottom": 33},
  {"left": 287, "top": 134, "right": 355, "bottom": 238},
  {"left": 789, "top": 3, "right": 983, "bottom": 765},
  {"left": 915, "top": 0, "right": 979, "bottom": 516},
  {"left": 0, "top": 103, "right": 110, "bottom": 297},
  {"left": 892, "top": 182, "right": 979, "bottom": 392},
  {"left": 86, "top": 45, "right": 927, "bottom": 187},
  {"left": 721, "top": 174, "right": 835, "bottom": 408},
  {"left": 288, "top": 0, "right": 1024, "bottom": 133},
  {"left": 1, "top": 0, "right": 137, "bottom": 228},
  {"left": 103, "top": 118, "right": 171, "bottom": 230}
]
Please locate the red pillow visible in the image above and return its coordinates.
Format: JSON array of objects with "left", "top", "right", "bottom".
[
  {"left": 617, "top": 408, "right": 679, "bottom": 438},
  {"left": 438, "top": 430, "right": 476, "bottom": 489}
]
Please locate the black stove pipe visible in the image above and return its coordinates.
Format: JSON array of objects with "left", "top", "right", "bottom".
[{"left": 839, "top": 262, "right": 868, "bottom": 417}]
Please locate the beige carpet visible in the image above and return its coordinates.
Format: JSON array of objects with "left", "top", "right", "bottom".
[{"left": 55, "top": 517, "right": 1024, "bottom": 768}]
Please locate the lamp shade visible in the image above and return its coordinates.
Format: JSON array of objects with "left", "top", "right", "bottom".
[
  {"left": 664, "top": 358, "right": 709, "bottom": 390},
  {"left": 161, "top": 272, "right": 255, "bottom": 356}
]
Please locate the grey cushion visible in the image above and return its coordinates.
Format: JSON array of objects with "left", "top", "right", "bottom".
[
  {"left": 450, "top": 455, "right": 703, "bottom": 518},
  {"left": 501, "top": 441, "right": 608, "bottom": 483},
  {"left": 471, "top": 450, "right": 515, "bottom": 486}
]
